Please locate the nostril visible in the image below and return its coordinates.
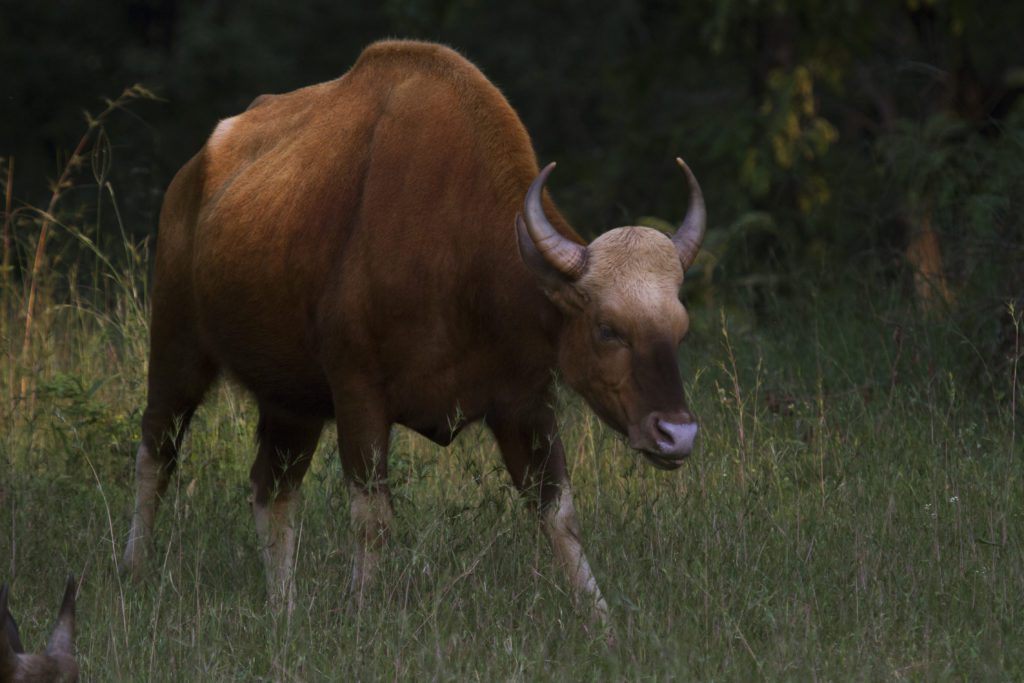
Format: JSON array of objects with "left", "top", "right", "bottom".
[
  {"left": 654, "top": 418, "right": 698, "bottom": 453},
  {"left": 656, "top": 417, "right": 696, "bottom": 434}
]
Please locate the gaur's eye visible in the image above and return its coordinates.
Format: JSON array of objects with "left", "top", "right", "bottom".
[{"left": 596, "top": 323, "right": 623, "bottom": 345}]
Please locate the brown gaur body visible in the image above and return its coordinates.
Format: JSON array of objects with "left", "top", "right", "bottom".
[{"left": 123, "top": 40, "right": 707, "bottom": 622}]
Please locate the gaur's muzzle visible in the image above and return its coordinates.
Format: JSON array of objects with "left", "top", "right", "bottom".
[{"left": 629, "top": 411, "right": 699, "bottom": 470}]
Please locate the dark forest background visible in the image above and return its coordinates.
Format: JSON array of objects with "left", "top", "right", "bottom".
[{"left": 2, "top": 0, "right": 1023, "bottom": 379}]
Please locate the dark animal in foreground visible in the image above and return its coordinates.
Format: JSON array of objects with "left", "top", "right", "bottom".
[
  {"left": 122, "top": 39, "right": 706, "bottom": 623},
  {"left": 0, "top": 577, "right": 78, "bottom": 682}
]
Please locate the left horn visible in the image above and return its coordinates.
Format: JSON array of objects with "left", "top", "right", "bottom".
[
  {"left": 672, "top": 158, "right": 706, "bottom": 271},
  {"left": 522, "top": 162, "right": 587, "bottom": 280}
]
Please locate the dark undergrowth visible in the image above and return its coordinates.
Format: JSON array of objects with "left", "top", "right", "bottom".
[{"left": 2, "top": 257, "right": 1021, "bottom": 679}]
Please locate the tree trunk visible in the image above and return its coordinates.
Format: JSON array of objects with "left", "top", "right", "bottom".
[{"left": 905, "top": 205, "right": 954, "bottom": 313}]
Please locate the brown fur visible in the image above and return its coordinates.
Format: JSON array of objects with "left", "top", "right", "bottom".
[{"left": 128, "top": 40, "right": 701, "bottom": 613}]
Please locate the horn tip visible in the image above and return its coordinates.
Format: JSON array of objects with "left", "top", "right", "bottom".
[{"left": 62, "top": 575, "right": 76, "bottom": 604}]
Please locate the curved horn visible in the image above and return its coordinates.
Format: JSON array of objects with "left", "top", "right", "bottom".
[
  {"left": 522, "top": 162, "right": 587, "bottom": 280},
  {"left": 1, "top": 583, "right": 22, "bottom": 680},
  {"left": 672, "top": 157, "right": 707, "bottom": 271},
  {"left": 45, "top": 575, "right": 75, "bottom": 659}
]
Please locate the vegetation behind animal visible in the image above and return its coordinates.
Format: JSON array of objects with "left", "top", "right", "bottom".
[{"left": 1, "top": 215, "right": 1020, "bottom": 678}]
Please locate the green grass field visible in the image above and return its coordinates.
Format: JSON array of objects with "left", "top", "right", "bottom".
[{"left": 2, "top": 268, "right": 1021, "bottom": 680}]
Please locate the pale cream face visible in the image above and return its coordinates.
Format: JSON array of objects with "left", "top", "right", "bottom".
[
  {"left": 578, "top": 227, "right": 689, "bottom": 341},
  {"left": 516, "top": 159, "right": 705, "bottom": 465},
  {"left": 557, "top": 226, "right": 695, "bottom": 465}
]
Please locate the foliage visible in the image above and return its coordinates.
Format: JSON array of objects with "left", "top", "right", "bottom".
[{"left": 2, "top": 3, "right": 1021, "bottom": 305}]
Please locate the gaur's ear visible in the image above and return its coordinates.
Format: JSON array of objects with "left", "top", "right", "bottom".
[
  {"left": 45, "top": 575, "right": 76, "bottom": 661},
  {"left": 516, "top": 213, "right": 587, "bottom": 311}
]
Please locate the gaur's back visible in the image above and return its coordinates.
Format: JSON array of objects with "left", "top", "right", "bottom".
[{"left": 154, "top": 40, "right": 571, "bottom": 413}]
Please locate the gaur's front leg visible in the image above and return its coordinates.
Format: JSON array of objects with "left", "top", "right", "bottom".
[{"left": 488, "top": 404, "right": 609, "bottom": 626}]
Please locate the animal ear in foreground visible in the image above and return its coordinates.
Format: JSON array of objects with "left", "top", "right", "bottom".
[{"left": 0, "top": 575, "right": 78, "bottom": 683}]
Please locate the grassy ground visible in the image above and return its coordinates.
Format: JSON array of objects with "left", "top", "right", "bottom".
[{"left": 1, "top": 264, "right": 1021, "bottom": 680}]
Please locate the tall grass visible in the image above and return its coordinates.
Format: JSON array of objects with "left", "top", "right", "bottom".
[{"left": 1, "top": 112, "right": 1022, "bottom": 680}]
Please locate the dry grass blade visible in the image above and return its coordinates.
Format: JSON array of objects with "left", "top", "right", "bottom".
[{"left": 17, "top": 86, "right": 158, "bottom": 404}]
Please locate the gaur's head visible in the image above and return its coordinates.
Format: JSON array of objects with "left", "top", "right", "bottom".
[
  {"left": 516, "top": 159, "right": 705, "bottom": 470},
  {"left": 0, "top": 576, "right": 78, "bottom": 683}
]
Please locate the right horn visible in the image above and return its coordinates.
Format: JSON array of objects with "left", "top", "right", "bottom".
[
  {"left": 672, "top": 158, "right": 707, "bottom": 271},
  {"left": 45, "top": 575, "right": 75, "bottom": 660}
]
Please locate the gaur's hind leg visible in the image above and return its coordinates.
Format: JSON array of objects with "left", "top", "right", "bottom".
[
  {"left": 333, "top": 389, "right": 393, "bottom": 607},
  {"left": 122, "top": 323, "right": 217, "bottom": 577},
  {"left": 488, "top": 404, "right": 609, "bottom": 627},
  {"left": 249, "top": 407, "right": 323, "bottom": 613}
]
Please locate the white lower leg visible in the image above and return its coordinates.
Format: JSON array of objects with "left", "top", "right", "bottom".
[
  {"left": 349, "top": 484, "right": 393, "bottom": 604},
  {"left": 253, "top": 491, "right": 299, "bottom": 613},
  {"left": 123, "top": 444, "right": 168, "bottom": 575},
  {"left": 543, "top": 486, "right": 609, "bottom": 625}
]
